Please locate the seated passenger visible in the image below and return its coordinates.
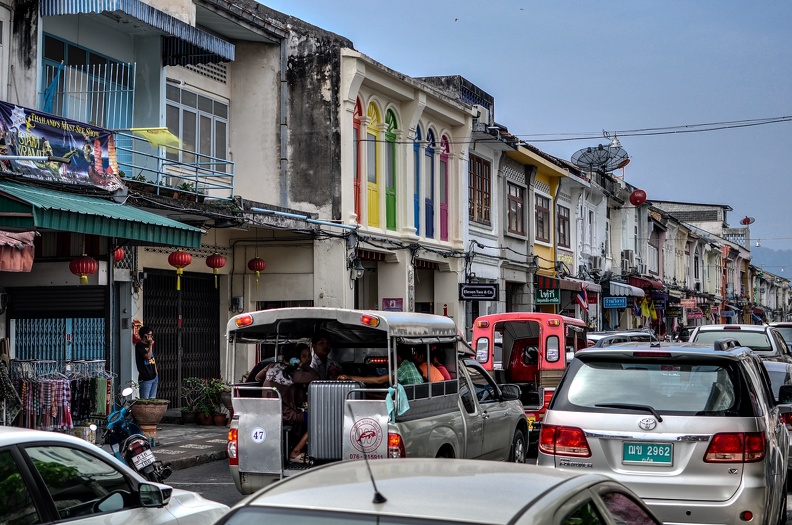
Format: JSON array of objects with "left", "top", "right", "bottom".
[
  {"left": 431, "top": 348, "right": 452, "bottom": 381},
  {"left": 310, "top": 331, "right": 342, "bottom": 380},
  {"left": 414, "top": 349, "right": 445, "bottom": 382},
  {"left": 337, "top": 346, "right": 423, "bottom": 385}
]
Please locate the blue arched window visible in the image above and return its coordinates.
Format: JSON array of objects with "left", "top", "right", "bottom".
[
  {"left": 413, "top": 126, "right": 422, "bottom": 235},
  {"left": 424, "top": 129, "right": 436, "bottom": 239}
]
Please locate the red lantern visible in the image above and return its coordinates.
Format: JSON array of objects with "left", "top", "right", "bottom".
[
  {"left": 168, "top": 249, "right": 192, "bottom": 290},
  {"left": 113, "top": 246, "right": 125, "bottom": 264},
  {"left": 206, "top": 253, "right": 227, "bottom": 289},
  {"left": 70, "top": 254, "right": 98, "bottom": 285},
  {"left": 629, "top": 189, "right": 647, "bottom": 206},
  {"left": 248, "top": 257, "right": 267, "bottom": 289}
]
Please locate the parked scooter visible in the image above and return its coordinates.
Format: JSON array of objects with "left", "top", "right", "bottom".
[{"left": 103, "top": 387, "right": 172, "bottom": 482}]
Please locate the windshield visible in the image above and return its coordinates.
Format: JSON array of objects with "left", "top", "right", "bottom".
[
  {"left": 559, "top": 359, "right": 752, "bottom": 416},
  {"left": 692, "top": 330, "right": 773, "bottom": 352}
]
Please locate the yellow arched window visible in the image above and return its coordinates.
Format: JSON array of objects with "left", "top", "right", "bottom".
[{"left": 366, "top": 102, "right": 381, "bottom": 228}]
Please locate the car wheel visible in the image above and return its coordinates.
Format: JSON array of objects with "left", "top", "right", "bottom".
[{"left": 509, "top": 429, "right": 527, "bottom": 463}]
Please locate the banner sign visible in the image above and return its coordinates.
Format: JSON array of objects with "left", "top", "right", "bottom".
[
  {"left": 680, "top": 299, "right": 697, "bottom": 309},
  {"left": 686, "top": 308, "right": 704, "bottom": 319},
  {"left": 665, "top": 305, "right": 683, "bottom": 317},
  {"left": 0, "top": 101, "right": 123, "bottom": 192}
]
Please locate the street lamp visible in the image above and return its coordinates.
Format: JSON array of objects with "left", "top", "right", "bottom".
[
  {"left": 527, "top": 255, "right": 539, "bottom": 273},
  {"left": 349, "top": 257, "right": 365, "bottom": 280}
]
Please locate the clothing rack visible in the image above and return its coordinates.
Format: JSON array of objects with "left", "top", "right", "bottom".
[{"left": 7, "top": 359, "right": 114, "bottom": 431}]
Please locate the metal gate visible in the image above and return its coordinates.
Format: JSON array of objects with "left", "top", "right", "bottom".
[{"left": 143, "top": 269, "right": 220, "bottom": 407}]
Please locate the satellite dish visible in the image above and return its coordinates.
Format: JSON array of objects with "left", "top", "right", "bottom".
[
  {"left": 740, "top": 216, "right": 755, "bottom": 226},
  {"left": 571, "top": 142, "right": 630, "bottom": 173}
]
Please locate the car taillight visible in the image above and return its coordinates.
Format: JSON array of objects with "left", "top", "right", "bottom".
[
  {"left": 538, "top": 424, "right": 591, "bottom": 457},
  {"left": 388, "top": 432, "right": 406, "bottom": 458},
  {"left": 781, "top": 413, "right": 792, "bottom": 427},
  {"left": 227, "top": 428, "right": 238, "bottom": 466},
  {"left": 704, "top": 432, "right": 765, "bottom": 463}
]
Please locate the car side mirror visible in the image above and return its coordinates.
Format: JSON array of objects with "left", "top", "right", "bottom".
[
  {"left": 779, "top": 384, "right": 792, "bottom": 404},
  {"left": 500, "top": 384, "right": 521, "bottom": 401},
  {"left": 138, "top": 483, "right": 169, "bottom": 508}
]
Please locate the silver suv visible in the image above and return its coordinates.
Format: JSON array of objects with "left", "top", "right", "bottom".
[{"left": 537, "top": 341, "right": 791, "bottom": 525}]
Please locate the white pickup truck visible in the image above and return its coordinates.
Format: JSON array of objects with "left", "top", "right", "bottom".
[{"left": 225, "top": 307, "right": 529, "bottom": 494}]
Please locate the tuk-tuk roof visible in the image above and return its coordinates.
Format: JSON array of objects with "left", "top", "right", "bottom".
[{"left": 227, "top": 307, "right": 460, "bottom": 348}]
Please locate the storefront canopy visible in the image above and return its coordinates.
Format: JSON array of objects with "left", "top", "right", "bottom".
[
  {"left": 628, "top": 276, "right": 665, "bottom": 290},
  {"left": 40, "top": 0, "right": 235, "bottom": 66},
  {"left": 609, "top": 281, "right": 645, "bottom": 297},
  {"left": 0, "top": 230, "right": 34, "bottom": 272},
  {"left": 0, "top": 181, "right": 202, "bottom": 248}
]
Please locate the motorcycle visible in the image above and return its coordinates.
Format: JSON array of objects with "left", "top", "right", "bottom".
[{"left": 103, "top": 387, "right": 172, "bottom": 482}]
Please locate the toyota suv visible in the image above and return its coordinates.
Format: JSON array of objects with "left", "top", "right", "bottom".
[{"left": 537, "top": 340, "right": 791, "bottom": 525}]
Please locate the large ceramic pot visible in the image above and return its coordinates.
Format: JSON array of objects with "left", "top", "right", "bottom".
[{"left": 130, "top": 399, "right": 169, "bottom": 426}]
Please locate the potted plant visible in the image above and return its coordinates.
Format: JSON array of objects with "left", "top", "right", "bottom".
[
  {"left": 180, "top": 377, "right": 205, "bottom": 424},
  {"left": 195, "top": 399, "right": 214, "bottom": 425},
  {"left": 130, "top": 398, "right": 170, "bottom": 440}
]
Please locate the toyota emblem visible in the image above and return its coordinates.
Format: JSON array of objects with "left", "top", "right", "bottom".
[{"left": 638, "top": 418, "right": 657, "bottom": 431}]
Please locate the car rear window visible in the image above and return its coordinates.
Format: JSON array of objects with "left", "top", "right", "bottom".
[
  {"left": 692, "top": 330, "right": 773, "bottom": 352},
  {"left": 774, "top": 327, "right": 792, "bottom": 345},
  {"left": 556, "top": 358, "right": 754, "bottom": 417}
]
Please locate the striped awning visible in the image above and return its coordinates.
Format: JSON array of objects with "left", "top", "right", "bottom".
[
  {"left": 40, "top": 0, "right": 235, "bottom": 65},
  {"left": 609, "top": 281, "right": 645, "bottom": 297}
]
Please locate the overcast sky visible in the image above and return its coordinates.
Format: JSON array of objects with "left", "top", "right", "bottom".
[{"left": 261, "top": 0, "right": 792, "bottom": 255}]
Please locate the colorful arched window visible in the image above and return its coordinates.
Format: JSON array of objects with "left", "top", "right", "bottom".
[
  {"left": 366, "top": 102, "right": 381, "bottom": 228},
  {"left": 413, "top": 126, "right": 422, "bottom": 236},
  {"left": 353, "top": 98, "right": 362, "bottom": 222},
  {"left": 424, "top": 129, "right": 436, "bottom": 239},
  {"left": 385, "top": 109, "right": 398, "bottom": 231},
  {"left": 439, "top": 135, "right": 450, "bottom": 241}
]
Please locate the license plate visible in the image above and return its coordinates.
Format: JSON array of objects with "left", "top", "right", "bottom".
[
  {"left": 623, "top": 442, "right": 673, "bottom": 465},
  {"left": 132, "top": 449, "right": 156, "bottom": 469}
]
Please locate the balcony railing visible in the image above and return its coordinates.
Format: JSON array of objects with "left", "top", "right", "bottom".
[{"left": 115, "top": 132, "right": 234, "bottom": 201}]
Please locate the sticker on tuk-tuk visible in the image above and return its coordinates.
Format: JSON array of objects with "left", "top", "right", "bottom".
[
  {"left": 349, "top": 418, "right": 383, "bottom": 454},
  {"left": 251, "top": 428, "right": 267, "bottom": 443}
]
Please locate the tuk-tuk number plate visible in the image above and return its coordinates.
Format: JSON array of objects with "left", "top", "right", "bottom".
[
  {"left": 251, "top": 428, "right": 267, "bottom": 443},
  {"left": 132, "top": 449, "right": 156, "bottom": 469},
  {"left": 622, "top": 442, "right": 673, "bottom": 465}
]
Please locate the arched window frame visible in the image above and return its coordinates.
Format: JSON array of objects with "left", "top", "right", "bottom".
[
  {"left": 439, "top": 135, "right": 450, "bottom": 241},
  {"left": 366, "top": 102, "right": 382, "bottom": 228},
  {"left": 352, "top": 98, "right": 363, "bottom": 222},
  {"left": 385, "top": 109, "right": 398, "bottom": 231},
  {"left": 424, "top": 129, "right": 436, "bottom": 239},
  {"left": 413, "top": 125, "right": 422, "bottom": 236}
]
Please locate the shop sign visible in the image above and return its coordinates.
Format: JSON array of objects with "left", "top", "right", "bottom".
[
  {"left": 665, "top": 305, "right": 683, "bottom": 317},
  {"left": 604, "top": 296, "right": 627, "bottom": 309},
  {"left": 721, "top": 309, "right": 735, "bottom": 318},
  {"left": 587, "top": 293, "right": 598, "bottom": 305},
  {"left": 459, "top": 284, "right": 498, "bottom": 301},
  {"left": 686, "top": 308, "right": 704, "bottom": 319},
  {"left": 653, "top": 299, "right": 667, "bottom": 310},
  {"left": 0, "top": 101, "right": 123, "bottom": 192},
  {"left": 680, "top": 299, "right": 697, "bottom": 309},
  {"left": 535, "top": 275, "right": 560, "bottom": 305}
]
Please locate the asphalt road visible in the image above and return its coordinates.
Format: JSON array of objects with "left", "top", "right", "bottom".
[
  {"left": 166, "top": 461, "right": 245, "bottom": 508},
  {"left": 167, "top": 460, "right": 792, "bottom": 523}
]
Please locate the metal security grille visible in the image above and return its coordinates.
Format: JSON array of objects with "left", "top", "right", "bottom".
[
  {"left": 143, "top": 269, "right": 220, "bottom": 407},
  {"left": 14, "top": 318, "right": 105, "bottom": 361}
]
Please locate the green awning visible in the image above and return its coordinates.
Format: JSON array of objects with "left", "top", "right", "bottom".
[{"left": 0, "top": 181, "right": 202, "bottom": 248}]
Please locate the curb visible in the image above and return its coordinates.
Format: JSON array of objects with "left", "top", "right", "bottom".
[{"left": 169, "top": 449, "right": 228, "bottom": 471}]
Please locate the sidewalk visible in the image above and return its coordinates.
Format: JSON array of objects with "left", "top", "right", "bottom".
[{"left": 101, "top": 420, "right": 229, "bottom": 471}]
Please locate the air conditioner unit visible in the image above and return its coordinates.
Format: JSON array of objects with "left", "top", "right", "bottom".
[
  {"left": 637, "top": 263, "right": 647, "bottom": 275},
  {"left": 694, "top": 282, "right": 701, "bottom": 292},
  {"left": 590, "top": 256, "right": 602, "bottom": 271},
  {"left": 621, "top": 250, "right": 635, "bottom": 266},
  {"left": 621, "top": 259, "right": 630, "bottom": 274},
  {"left": 474, "top": 104, "right": 491, "bottom": 126}
]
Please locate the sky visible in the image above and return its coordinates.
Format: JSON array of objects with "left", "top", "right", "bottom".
[{"left": 260, "top": 0, "right": 792, "bottom": 255}]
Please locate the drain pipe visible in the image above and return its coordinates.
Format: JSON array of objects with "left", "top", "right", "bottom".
[{"left": 279, "top": 37, "right": 289, "bottom": 208}]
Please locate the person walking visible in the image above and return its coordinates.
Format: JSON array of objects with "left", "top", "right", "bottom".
[{"left": 135, "top": 326, "right": 159, "bottom": 398}]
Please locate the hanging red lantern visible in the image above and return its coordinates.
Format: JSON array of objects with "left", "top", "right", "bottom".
[
  {"left": 248, "top": 257, "right": 267, "bottom": 289},
  {"left": 168, "top": 249, "right": 192, "bottom": 290},
  {"left": 206, "top": 253, "right": 227, "bottom": 289},
  {"left": 69, "top": 254, "right": 98, "bottom": 285},
  {"left": 629, "top": 189, "right": 647, "bottom": 206},
  {"left": 113, "top": 246, "right": 125, "bottom": 264}
]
